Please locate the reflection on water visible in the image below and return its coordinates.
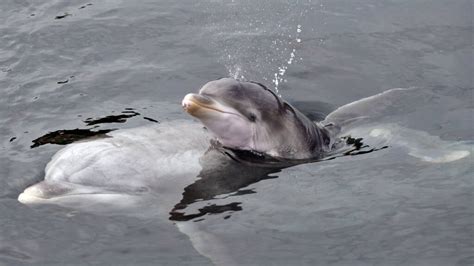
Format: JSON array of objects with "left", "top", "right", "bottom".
[
  {"left": 29, "top": 108, "right": 160, "bottom": 148},
  {"left": 84, "top": 110, "right": 140, "bottom": 126},
  {"left": 170, "top": 147, "right": 281, "bottom": 221},
  {"left": 169, "top": 135, "right": 387, "bottom": 222},
  {"left": 30, "top": 128, "right": 114, "bottom": 148}
]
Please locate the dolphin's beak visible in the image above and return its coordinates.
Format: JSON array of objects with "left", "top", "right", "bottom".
[
  {"left": 182, "top": 93, "right": 209, "bottom": 116},
  {"left": 182, "top": 93, "right": 220, "bottom": 117}
]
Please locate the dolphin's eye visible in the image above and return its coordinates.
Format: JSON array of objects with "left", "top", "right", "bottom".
[{"left": 248, "top": 113, "right": 257, "bottom": 122}]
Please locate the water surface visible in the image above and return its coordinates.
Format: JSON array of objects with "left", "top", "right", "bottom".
[{"left": 0, "top": 0, "right": 472, "bottom": 265}]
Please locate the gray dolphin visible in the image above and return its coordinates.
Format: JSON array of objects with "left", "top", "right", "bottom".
[{"left": 182, "top": 78, "right": 332, "bottom": 160}]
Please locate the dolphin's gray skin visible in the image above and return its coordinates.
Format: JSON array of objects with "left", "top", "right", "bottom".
[{"left": 182, "top": 78, "right": 331, "bottom": 160}]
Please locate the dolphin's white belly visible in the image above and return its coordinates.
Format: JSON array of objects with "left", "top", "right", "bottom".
[{"left": 18, "top": 121, "right": 210, "bottom": 212}]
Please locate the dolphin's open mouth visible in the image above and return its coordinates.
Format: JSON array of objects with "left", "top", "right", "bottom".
[{"left": 182, "top": 93, "right": 240, "bottom": 117}]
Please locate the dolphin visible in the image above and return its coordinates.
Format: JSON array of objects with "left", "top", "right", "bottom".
[{"left": 182, "top": 78, "right": 332, "bottom": 160}]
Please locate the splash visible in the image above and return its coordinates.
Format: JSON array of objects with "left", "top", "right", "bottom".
[
  {"left": 227, "top": 63, "right": 246, "bottom": 80},
  {"left": 202, "top": 0, "right": 316, "bottom": 94},
  {"left": 271, "top": 24, "right": 302, "bottom": 96}
]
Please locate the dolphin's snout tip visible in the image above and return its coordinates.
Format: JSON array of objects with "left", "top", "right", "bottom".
[
  {"left": 182, "top": 93, "right": 205, "bottom": 115},
  {"left": 182, "top": 93, "right": 215, "bottom": 114},
  {"left": 182, "top": 93, "right": 196, "bottom": 112}
]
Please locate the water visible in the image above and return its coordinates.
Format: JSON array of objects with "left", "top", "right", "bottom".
[{"left": 1, "top": 0, "right": 472, "bottom": 265}]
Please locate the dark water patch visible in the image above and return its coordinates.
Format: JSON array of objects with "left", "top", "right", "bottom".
[
  {"left": 121, "top": 110, "right": 138, "bottom": 114},
  {"left": 55, "top": 13, "right": 71, "bottom": 20},
  {"left": 143, "top": 117, "right": 159, "bottom": 123},
  {"left": 340, "top": 136, "right": 389, "bottom": 156},
  {"left": 345, "top": 136, "right": 364, "bottom": 150},
  {"left": 230, "top": 189, "right": 256, "bottom": 196},
  {"left": 84, "top": 111, "right": 140, "bottom": 126},
  {"left": 31, "top": 128, "right": 114, "bottom": 148},
  {"left": 323, "top": 136, "right": 389, "bottom": 159},
  {"left": 57, "top": 76, "right": 74, "bottom": 84},
  {"left": 170, "top": 202, "right": 242, "bottom": 222},
  {"left": 79, "top": 3, "right": 93, "bottom": 9},
  {"left": 344, "top": 145, "right": 389, "bottom": 156},
  {"left": 25, "top": 110, "right": 145, "bottom": 151}
]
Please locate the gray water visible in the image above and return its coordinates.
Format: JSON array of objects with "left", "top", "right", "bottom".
[{"left": 1, "top": 0, "right": 473, "bottom": 265}]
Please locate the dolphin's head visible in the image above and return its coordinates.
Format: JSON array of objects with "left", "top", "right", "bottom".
[{"left": 182, "top": 78, "right": 329, "bottom": 159}]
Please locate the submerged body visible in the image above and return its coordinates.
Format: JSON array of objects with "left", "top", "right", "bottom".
[{"left": 18, "top": 122, "right": 210, "bottom": 211}]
